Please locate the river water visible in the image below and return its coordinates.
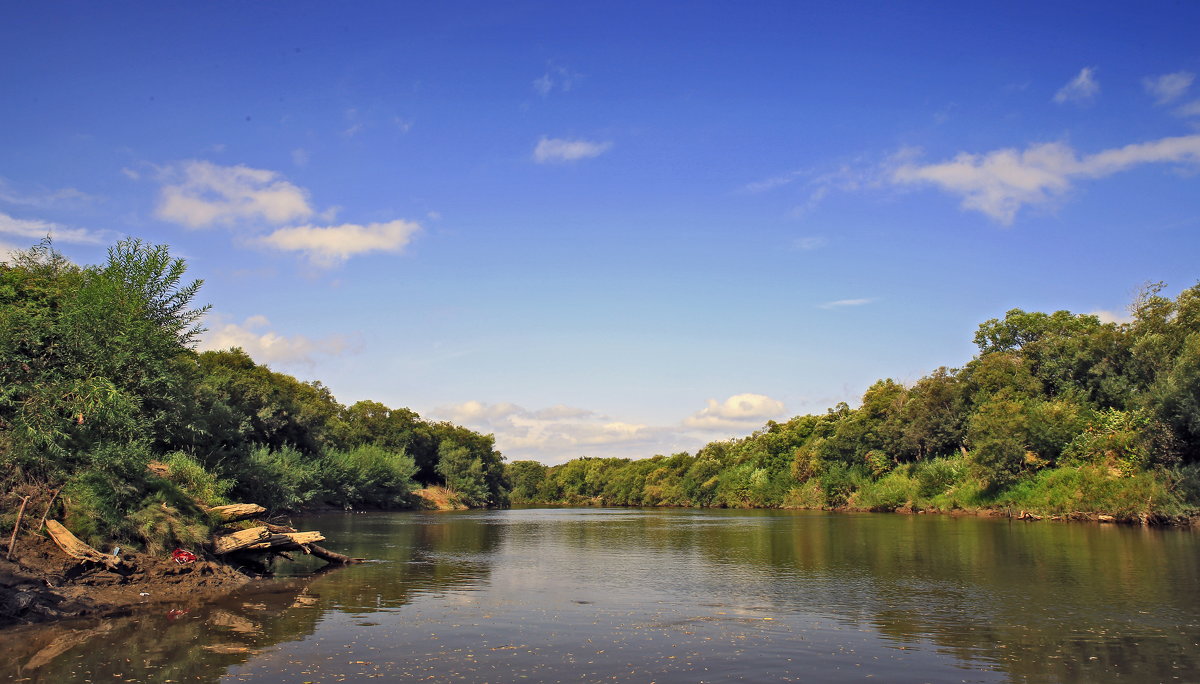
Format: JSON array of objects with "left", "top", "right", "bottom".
[{"left": 2, "top": 508, "right": 1198, "bottom": 682}]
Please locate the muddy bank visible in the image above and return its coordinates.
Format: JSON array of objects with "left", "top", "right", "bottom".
[{"left": 0, "top": 535, "right": 255, "bottom": 627}]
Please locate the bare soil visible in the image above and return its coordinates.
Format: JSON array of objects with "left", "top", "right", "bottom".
[{"left": 0, "top": 535, "right": 252, "bottom": 627}]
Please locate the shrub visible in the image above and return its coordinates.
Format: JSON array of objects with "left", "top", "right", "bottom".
[
  {"left": 162, "top": 451, "right": 231, "bottom": 507},
  {"left": 1001, "top": 465, "right": 1183, "bottom": 519},
  {"left": 321, "top": 445, "right": 417, "bottom": 508},
  {"left": 819, "top": 462, "right": 866, "bottom": 508},
  {"left": 854, "top": 470, "right": 918, "bottom": 511},
  {"left": 914, "top": 457, "right": 965, "bottom": 498},
  {"left": 230, "top": 445, "right": 321, "bottom": 512}
]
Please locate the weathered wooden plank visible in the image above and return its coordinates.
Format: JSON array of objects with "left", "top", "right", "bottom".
[
  {"left": 205, "top": 503, "right": 266, "bottom": 523},
  {"left": 45, "top": 520, "right": 120, "bottom": 568},
  {"left": 211, "top": 526, "right": 272, "bottom": 554},
  {"left": 243, "top": 531, "right": 325, "bottom": 551}
]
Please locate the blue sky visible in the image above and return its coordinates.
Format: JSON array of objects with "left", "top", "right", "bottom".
[{"left": 2, "top": 1, "right": 1198, "bottom": 464}]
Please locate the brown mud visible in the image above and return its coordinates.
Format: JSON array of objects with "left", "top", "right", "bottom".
[{"left": 0, "top": 535, "right": 253, "bottom": 628}]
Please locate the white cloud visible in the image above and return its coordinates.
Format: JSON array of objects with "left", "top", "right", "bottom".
[
  {"left": 0, "top": 211, "right": 106, "bottom": 245},
  {"left": 1144, "top": 71, "right": 1194, "bottom": 105},
  {"left": 891, "top": 133, "right": 1200, "bottom": 223},
  {"left": 438, "top": 393, "right": 789, "bottom": 464},
  {"left": 1090, "top": 309, "right": 1133, "bottom": 325},
  {"left": 533, "top": 137, "right": 612, "bottom": 163},
  {"left": 1053, "top": 67, "right": 1099, "bottom": 104},
  {"left": 820, "top": 298, "right": 874, "bottom": 309},
  {"left": 435, "top": 400, "right": 656, "bottom": 461},
  {"left": 683, "top": 393, "right": 787, "bottom": 431},
  {"left": 257, "top": 219, "right": 421, "bottom": 267},
  {"left": 0, "top": 239, "right": 21, "bottom": 262},
  {"left": 157, "top": 160, "right": 314, "bottom": 228},
  {"left": 199, "top": 315, "right": 357, "bottom": 365}
]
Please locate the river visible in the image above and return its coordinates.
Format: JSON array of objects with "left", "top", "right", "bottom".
[{"left": 2, "top": 508, "right": 1197, "bottom": 682}]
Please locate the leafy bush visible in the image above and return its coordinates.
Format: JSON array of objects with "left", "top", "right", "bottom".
[
  {"left": 819, "top": 462, "right": 866, "bottom": 508},
  {"left": 162, "top": 451, "right": 231, "bottom": 506},
  {"left": 229, "top": 445, "right": 321, "bottom": 512},
  {"left": 914, "top": 457, "right": 965, "bottom": 498},
  {"left": 1001, "top": 465, "right": 1182, "bottom": 519},
  {"left": 854, "top": 470, "right": 918, "bottom": 511},
  {"left": 321, "top": 444, "right": 417, "bottom": 508}
]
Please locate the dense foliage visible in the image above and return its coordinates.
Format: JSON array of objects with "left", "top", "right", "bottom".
[
  {"left": 509, "top": 283, "right": 1200, "bottom": 520},
  {"left": 0, "top": 239, "right": 508, "bottom": 549}
]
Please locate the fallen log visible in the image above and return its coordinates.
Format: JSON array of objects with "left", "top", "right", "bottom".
[
  {"left": 212, "top": 527, "right": 272, "bottom": 555},
  {"left": 205, "top": 503, "right": 267, "bottom": 523},
  {"left": 243, "top": 531, "right": 325, "bottom": 551},
  {"left": 305, "top": 543, "right": 366, "bottom": 565},
  {"left": 44, "top": 520, "right": 121, "bottom": 569}
]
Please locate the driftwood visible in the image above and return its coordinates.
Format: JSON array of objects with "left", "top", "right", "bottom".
[
  {"left": 205, "top": 503, "right": 267, "bottom": 523},
  {"left": 44, "top": 520, "right": 121, "bottom": 569},
  {"left": 243, "top": 531, "right": 325, "bottom": 551},
  {"left": 305, "top": 543, "right": 365, "bottom": 565},
  {"left": 212, "top": 527, "right": 272, "bottom": 555},
  {"left": 7, "top": 495, "right": 29, "bottom": 560}
]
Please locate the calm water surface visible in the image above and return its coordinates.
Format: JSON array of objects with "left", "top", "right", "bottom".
[{"left": 2, "top": 508, "right": 1197, "bottom": 683}]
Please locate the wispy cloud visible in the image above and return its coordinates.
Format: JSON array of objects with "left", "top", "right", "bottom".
[
  {"left": 0, "top": 179, "right": 97, "bottom": 208},
  {"left": 891, "top": 133, "right": 1200, "bottom": 223},
  {"left": 0, "top": 211, "right": 107, "bottom": 245},
  {"left": 1175, "top": 100, "right": 1200, "bottom": 118},
  {"left": 792, "top": 236, "right": 827, "bottom": 251},
  {"left": 743, "top": 170, "right": 803, "bottom": 193},
  {"left": 819, "top": 298, "right": 874, "bottom": 309},
  {"left": 533, "top": 137, "right": 612, "bottom": 163},
  {"left": 258, "top": 219, "right": 421, "bottom": 267},
  {"left": 533, "top": 62, "right": 580, "bottom": 97},
  {"left": 1053, "top": 67, "right": 1099, "bottom": 105},
  {"left": 199, "top": 314, "right": 358, "bottom": 365},
  {"left": 157, "top": 160, "right": 314, "bottom": 228},
  {"left": 1143, "top": 71, "right": 1194, "bottom": 105},
  {"left": 437, "top": 392, "right": 788, "bottom": 464}
]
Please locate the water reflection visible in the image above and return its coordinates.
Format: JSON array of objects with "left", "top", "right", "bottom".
[{"left": 0, "top": 509, "right": 1197, "bottom": 683}]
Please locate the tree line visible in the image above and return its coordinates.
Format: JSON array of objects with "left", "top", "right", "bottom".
[
  {"left": 507, "top": 283, "right": 1200, "bottom": 520},
  {"left": 0, "top": 239, "right": 508, "bottom": 550}
]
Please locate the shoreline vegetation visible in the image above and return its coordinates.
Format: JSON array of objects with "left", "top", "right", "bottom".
[
  {"left": 504, "top": 281, "right": 1200, "bottom": 527},
  {"left": 0, "top": 239, "right": 506, "bottom": 626},
  {"left": 2, "top": 237, "right": 1198, "bottom": 627}
]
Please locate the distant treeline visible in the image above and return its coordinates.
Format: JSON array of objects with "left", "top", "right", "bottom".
[
  {"left": 508, "top": 283, "right": 1200, "bottom": 520},
  {"left": 0, "top": 239, "right": 507, "bottom": 549}
]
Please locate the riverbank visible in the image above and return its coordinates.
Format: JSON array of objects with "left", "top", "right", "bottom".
[{"left": 0, "top": 535, "right": 253, "bottom": 627}]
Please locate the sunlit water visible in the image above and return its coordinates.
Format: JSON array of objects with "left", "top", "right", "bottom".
[{"left": 3, "top": 508, "right": 1198, "bottom": 682}]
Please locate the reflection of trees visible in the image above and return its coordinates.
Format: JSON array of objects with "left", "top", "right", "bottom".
[
  {"left": 0, "top": 511, "right": 502, "bottom": 682},
  {"left": 538, "top": 509, "right": 1200, "bottom": 682}
]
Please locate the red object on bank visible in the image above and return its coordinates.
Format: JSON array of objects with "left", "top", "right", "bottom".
[{"left": 172, "top": 548, "right": 198, "bottom": 564}]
